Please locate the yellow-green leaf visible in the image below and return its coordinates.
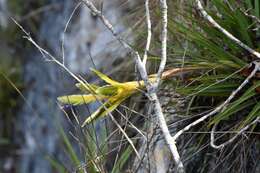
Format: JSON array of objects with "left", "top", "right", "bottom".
[
  {"left": 95, "top": 85, "right": 118, "bottom": 96},
  {"left": 91, "top": 68, "right": 121, "bottom": 86},
  {"left": 75, "top": 83, "right": 99, "bottom": 93},
  {"left": 58, "top": 95, "right": 105, "bottom": 106},
  {"left": 81, "top": 98, "right": 125, "bottom": 127}
]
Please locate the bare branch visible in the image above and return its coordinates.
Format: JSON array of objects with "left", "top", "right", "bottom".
[
  {"left": 210, "top": 117, "right": 260, "bottom": 149},
  {"left": 153, "top": 0, "right": 184, "bottom": 172},
  {"left": 196, "top": 0, "right": 260, "bottom": 59},
  {"left": 80, "top": 0, "right": 185, "bottom": 171},
  {"left": 62, "top": 2, "right": 82, "bottom": 65},
  {"left": 183, "top": 0, "right": 260, "bottom": 150},
  {"left": 80, "top": 0, "right": 151, "bottom": 88},
  {"left": 11, "top": 16, "right": 142, "bottom": 161},
  {"left": 173, "top": 61, "right": 260, "bottom": 141},
  {"left": 143, "top": 0, "right": 152, "bottom": 65},
  {"left": 155, "top": 0, "right": 168, "bottom": 87},
  {"left": 151, "top": 93, "right": 185, "bottom": 172}
]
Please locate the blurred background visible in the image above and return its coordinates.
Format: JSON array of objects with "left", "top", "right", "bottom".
[
  {"left": 0, "top": 0, "right": 138, "bottom": 172},
  {"left": 3, "top": 1, "right": 260, "bottom": 173}
]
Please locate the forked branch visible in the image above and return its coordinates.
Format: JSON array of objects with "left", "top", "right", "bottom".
[{"left": 80, "top": 0, "right": 185, "bottom": 172}]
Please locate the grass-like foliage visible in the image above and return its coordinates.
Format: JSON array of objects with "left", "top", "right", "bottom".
[
  {"left": 169, "top": 0, "right": 260, "bottom": 131},
  {"left": 54, "top": 0, "right": 260, "bottom": 172}
]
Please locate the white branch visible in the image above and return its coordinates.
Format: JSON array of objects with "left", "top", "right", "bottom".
[
  {"left": 176, "top": 0, "right": 260, "bottom": 149},
  {"left": 143, "top": 0, "right": 152, "bottom": 65},
  {"left": 173, "top": 62, "right": 260, "bottom": 141},
  {"left": 155, "top": 0, "right": 168, "bottom": 87},
  {"left": 242, "top": 9, "right": 260, "bottom": 25},
  {"left": 81, "top": 0, "right": 184, "bottom": 172},
  {"left": 210, "top": 117, "right": 260, "bottom": 149},
  {"left": 196, "top": 0, "right": 260, "bottom": 59},
  {"left": 151, "top": 93, "right": 185, "bottom": 172},
  {"left": 81, "top": 0, "right": 151, "bottom": 88}
]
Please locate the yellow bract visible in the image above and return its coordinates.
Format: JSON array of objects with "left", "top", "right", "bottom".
[
  {"left": 58, "top": 69, "right": 145, "bottom": 127},
  {"left": 58, "top": 67, "right": 195, "bottom": 126},
  {"left": 57, "top": 94, "right": 106, "bottom": 106}
]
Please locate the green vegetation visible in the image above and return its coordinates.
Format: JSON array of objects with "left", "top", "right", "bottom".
[
  {"left": 56, "top": 0, "right": 260, "bottom": 172},
  {"left": 168, "top": 0, "right": 260, "bottom": 131},
  {"left": 4, "top": 0, "right": 257, "bottom": 172},
  {"left": 48, "top": 118, "right": 133, "bottom": 173},
  {"left": 0, "top": 54, "right": 22, "bottom": 146},
  {"left": 163, "top": 1, "right": 260, "bottom": 171}
]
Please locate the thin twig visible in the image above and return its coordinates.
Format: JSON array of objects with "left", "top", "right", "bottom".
[
  {"left": 210, "top": 117, "right": 260, "bottom": 149},
  {"left": 196, "top": 0, "right": 260, "bottom": 59},
  {"left": 80, "top": 0, "right": 151, "bottom": 88},
  {"left": 173, "top": 61, "right": 260, "bottom": 141},
  {"left": 109, "top": 114, "right": 141, "bottom": 159},
  {"left": 143, "top": 0, "right": 152, "bottom": 65},
  {"left": 11, "top": 16, "right": 141, "bottom": 160},
  {"left": 62, "top": 2, "right": 82, "bottom": 65},
  {"left": 155, "top": 0, "right": 168, "bottom": 87},
  {"left": 242, "top": 9, "right": 260, "bottom": 25},
  {"left": 151, "top": 0, "right": 185, "bottom": 171},
  {"left": 115, "top": 108, "right": 146, "bottom": 139}
]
